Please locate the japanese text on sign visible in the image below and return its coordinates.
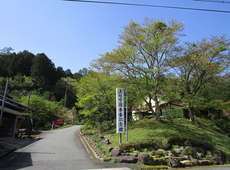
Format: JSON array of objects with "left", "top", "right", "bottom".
[{"left": 116, "top": 88, "right": 124, "bottom": 133}]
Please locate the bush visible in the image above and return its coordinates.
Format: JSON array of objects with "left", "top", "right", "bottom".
[
  {"left": 162, "top": 108, "right": 189, "bottom": 119},
  {"left": 182, "top": 148, "right": 193, "bottom": 155},
  {"left": 109, "top": 159, "right": 117, "bottom": 163}
]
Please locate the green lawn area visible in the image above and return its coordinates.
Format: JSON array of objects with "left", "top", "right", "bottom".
[{"left": 100, "top": 118, "right": 230, "bottom": 155}]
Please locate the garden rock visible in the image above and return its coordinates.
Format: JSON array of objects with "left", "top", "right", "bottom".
[
  {"left": 183, "top": 155, "right": 193, "bottom": 160},
  {"left": 138, "top": 154, "right": 150, "bottom": 165},
  {"left": 130, "top": 153, "right": 138, "bottom": 157},
  {"left": 174, "top": 148, "right": 181, "bottom": 154},
  {"left": 193, "top": 159, "right": 200, "bottom": 166},
  {"left": 111, "top": 148, "right": 121, "bottom": 157},
  {"left": 107, "top": 147, "right": 113, "bottom": 153},
  {"left": 199, "top": 160, "right": 212, "bottom": 165},
  {"left": 171, "top": 150, "right": 177, "bottom": 156},
  {"left": 163, "top": 151, "right": 168, "bottom": 156},
  {"left": 197, "top": 152, "right": 204, "bottom": 159},
  {"left": 100, "top": 139, "right": 110, "bottom": 146},
  {"left": 168, "top": 158, "right": 181, "bottom": 168},
  {"left": 99, "top": 134, "right": 104, "bottom": 140},
  {"left": 207, "top": 151, "right": 212, "bottom": 156},
  {"left": 214, "top": 153, "right": 226, "bottom": 164},
  {"left": 116, "top": 156, "right": 138, "bottom": 163},
  {"left": 181, "top": 161, "right": 194, "bottom": 166}
]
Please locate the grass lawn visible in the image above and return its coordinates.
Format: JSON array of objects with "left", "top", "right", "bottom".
[{"left": 100, "top": 118, "right": 230, "bottom": 155}]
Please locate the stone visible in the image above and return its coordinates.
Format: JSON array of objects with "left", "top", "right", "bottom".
[
  {"left": 110, "top": 134, "right": 114, "bottom": 138},
  {"left": 100, "top": 139, "right": 110, "bottom": 146},
  {"left": 163, "top": 151, "right": 168, "bottom": 156},
  {"left": 130, "top": 153, "right": 138, "bottom": 157},
  {"left": 184, "top": 140, "right": 192, "bottom": 147},
  {"left": 214, "top": 154, "right": 226, "bottom": 164},
  {"left": 193, "top": 159, "right": 200, "bottom": 166},
  {"left": 199, "top": 160, "right": 212, "bottom": 165},
  {"left": 138, "top": 154, "right": 150, "bottom": 165},
  {"left": 207, "top": 151, "right": 212, "bottom": 156},
  {"left": 174, "top": 148, "right": 181, "bottom": 154},
  {"left": 116, "top": 156, "right": 138, "bottom": 163},
  {"left": 111, "top": 148, "right": 121, "bottom": 157},
  {"left": 197, "top": 152, "right": 205, "bottom": 159},
  {"left": 107, "top": 147, "right": 113, "bottom": 153},
  {"left": 169, "top": 158, "right": 181, "bottom": 168},
  {"left": 179, "top": 146, "right": 185, "bottom": 150},
  {"left": 171, "top": 150, "right": 177, "bottom": 156},
  {"left": 99, "top": 134, "right": 104, "bottom": 140},
  {"left": 183, "top": 155, "right": 193, "bottom": 160},
  {"left": 181, "top": 161, "right": 194, "bottom": 166}
]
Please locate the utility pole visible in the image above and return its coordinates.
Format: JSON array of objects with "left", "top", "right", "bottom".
[
  {"left": 126, "top": 85, "right": 128, "bottom": 141},
  {"left": 0, "top": 80, "right": 9, "bottom": 125},
  {"left": 64, "top": 84, "right": 67, "bottom": 107}
]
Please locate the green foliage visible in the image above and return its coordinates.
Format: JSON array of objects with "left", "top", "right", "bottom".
[
  {"left": 172, "top": 145, "right": 179, "bottom": 148},
  {"left": 91, "top": 17, "right": 185, "bottom": 119},
  {"left": 141, "top": 148, "right": 148, "bottom": 152},
  {"left": 109, "top": 159, "right": 117, "bottom": 163},
  {"left": 77, "top": 71, "right": 123, "bottom": 122},
  {"left": 162, "top": 108, "right": 189, "bottom": 119},
  {"left": 20, "top": 94, "right": 63, "bottom": 129},
  {"left": 181, "top": 148, "right": 193, "bottom": 155},
  {"left": 206, "top": 155, "right": 212, "bottom": 159}
]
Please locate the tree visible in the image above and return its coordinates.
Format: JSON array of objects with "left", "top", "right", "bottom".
[
  {"left": 76, "top": 71, "right": 122, "bottom": 122},
  {"left": 30, "top": 53, "right": 57, "bottom": 87},
  {"left": 168, "top": 35, "right": 230, "bottom": 122},
  {"left": 55, "top": 77, "right": 78, "bottom": 108},
  {"left": 91, "top": 18, "right": 184, "bottom": 120},
  {"left": 78, "top": 68, "right": 88, "bottom": 76}
]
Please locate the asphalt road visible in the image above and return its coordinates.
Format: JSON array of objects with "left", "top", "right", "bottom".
[
  {"left": 0, "top": 126, "right": 136, "bottom": 170},
  {"left": 0, "top": 126, "right": 229, "bottom": 170}
]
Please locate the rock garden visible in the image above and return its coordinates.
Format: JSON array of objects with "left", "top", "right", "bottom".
[{"left": 81, "top": 118, "right": 230, "bottom": 169}]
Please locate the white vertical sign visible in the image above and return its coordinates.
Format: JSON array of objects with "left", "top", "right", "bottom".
[{"left": 116, "top": 88, "right": 124, "bottom": 133}]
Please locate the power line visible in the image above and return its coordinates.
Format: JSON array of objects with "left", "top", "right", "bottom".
[
  {"left": 64, "top": 0, "right": 230, "bottom": 13},
  {"left": 193, "top": 0, "right": 230, "bottom": 4}
]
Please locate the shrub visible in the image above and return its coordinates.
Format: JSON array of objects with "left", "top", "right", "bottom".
[
  {"left": 206, "top": 155, "right": 212, "bottom": 160},
  {"left": 172, "top": 145, "right": 179, "bottom": 148},
  {"left": 182, "top": 148, "right": 193, "bottom": 155},
  {"left": 141, "top": 148, "right": 148, "bottom": 152},
  {"left": 109, "top": 159, "right": 117, "bottom": 163},
  {"left": 162, "top": 108, "right": 189, "bottom": 119}
]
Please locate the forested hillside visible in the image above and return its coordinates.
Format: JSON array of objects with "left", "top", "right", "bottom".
[{"left": 0, "top": 47, "right": 88, "bottom": 128}]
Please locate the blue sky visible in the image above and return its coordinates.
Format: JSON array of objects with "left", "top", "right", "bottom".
[{"left": 1, "top": 0, "right": 230, "bottom": 74}]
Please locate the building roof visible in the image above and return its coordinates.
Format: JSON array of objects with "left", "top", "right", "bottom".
[{"left": 0, "top": 92, "right": 35, "bottom": 113}]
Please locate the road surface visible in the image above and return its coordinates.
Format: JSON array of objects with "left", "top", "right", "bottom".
[{"left": 0, "top": 126, "right": 136, "bottom": 170}]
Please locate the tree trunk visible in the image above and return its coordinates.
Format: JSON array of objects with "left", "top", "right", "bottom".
[
  {"left": 154, "top": 95, "right": 160, "bottom": 121},
  {"left": 188, "top": 107, "right": 195, "bottom": 123}
]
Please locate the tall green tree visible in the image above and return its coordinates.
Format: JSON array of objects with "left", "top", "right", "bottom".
[
  {"left": 30, "top": 53, "right": 57, "bottom": 87},
  {"left": 55, "top": 77, "right": 78, "bottom": 108},
  {"left": 168, "top": 35, "right": 230, "bottom": 122},
  {"left": 76, "top": 71, "right": 123, "bottom": 122},
  {"left": 91, "top": 18, "right": 184, "bottom": 120}
]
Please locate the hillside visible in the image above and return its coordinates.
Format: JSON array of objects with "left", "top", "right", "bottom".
[{"left": 102, "top": 118, "right": 230, "bottom": 155}]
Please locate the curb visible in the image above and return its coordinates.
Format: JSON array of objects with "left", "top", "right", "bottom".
[{"left": 78, "top": 130, "right": 111, "bottom": 162}]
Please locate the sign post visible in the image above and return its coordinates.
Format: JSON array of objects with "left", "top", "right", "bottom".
[{"left": 116, "top": 88, "right": 124, "bottom": 144}]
